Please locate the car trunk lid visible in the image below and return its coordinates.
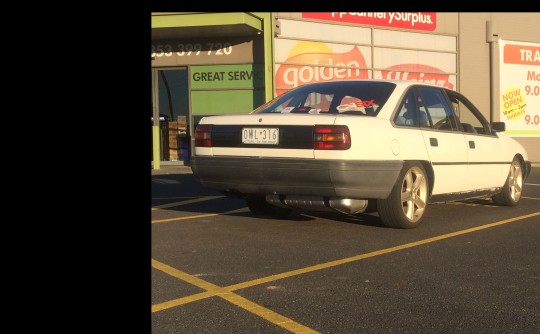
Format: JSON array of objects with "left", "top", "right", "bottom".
[{"left": 195, "top": 114, "right": 340, "bottom": 158}]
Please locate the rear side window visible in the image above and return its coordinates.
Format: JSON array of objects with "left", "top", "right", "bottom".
[
  {"left": 394, "top": 91, "right": 418, "bottom": 127},
  {"left": 416, "top": 87, "right": 458, "bottom": 131}
]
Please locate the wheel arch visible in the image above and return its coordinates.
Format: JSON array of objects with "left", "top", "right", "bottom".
[
  {"left": 513, "top": 153, "right": 531, "bottom": 181},
  {"left": 417, "top": 160, "right": 434, "bottom": 198},
  {"left": 377, "top": 159, "right": 431, "bottom": 228},
  {"left": 398, "top": 159, "right": 434, "bottom": 198}
]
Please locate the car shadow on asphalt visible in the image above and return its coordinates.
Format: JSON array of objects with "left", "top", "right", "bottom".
[
  {"left": 152, "top": 173, "right": 399, "bottom": 228},
  {"left": 294, "top": 210, "right": 387, "bottom": 227}
]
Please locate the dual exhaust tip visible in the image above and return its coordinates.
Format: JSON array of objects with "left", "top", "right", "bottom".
[{"left": 265, "top": 195, "right": 368, "bottom": 215}]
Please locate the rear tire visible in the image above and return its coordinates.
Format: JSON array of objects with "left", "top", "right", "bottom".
[
  {"left": 492, "top": 157, "right": 523, "bottom": 206},
  {"left": 377, "top": 162, "right": 429, "bottom": 229},
  {"left": 245, "top": 196, "right": 293, "bottom": 219}
]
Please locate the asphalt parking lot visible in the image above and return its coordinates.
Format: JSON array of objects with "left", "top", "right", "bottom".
[{"left": 151, "top": 165, "right": 540, "bottom": 333}]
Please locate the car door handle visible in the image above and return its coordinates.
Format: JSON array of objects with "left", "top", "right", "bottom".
[
  {"left": 429, "top": 138, "right": 438, "bottom": 147},
  {"left": 469, "top": 140, "right": 475, "bottom": 149}
]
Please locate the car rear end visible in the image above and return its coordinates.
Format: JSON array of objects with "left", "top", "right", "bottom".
[{"left": 190, "top": 112, "right": 402, "bottom": 200}]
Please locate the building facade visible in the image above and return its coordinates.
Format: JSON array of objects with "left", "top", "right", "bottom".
[{"left": 151, "top": 12, "right": 540, "bottom": 169}]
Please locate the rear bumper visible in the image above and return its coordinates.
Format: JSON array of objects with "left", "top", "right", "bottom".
[{"left": 190, "top": 156, "right": 403, "bottom": 199}]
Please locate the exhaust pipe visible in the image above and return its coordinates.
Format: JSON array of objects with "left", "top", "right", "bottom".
[{"left": 266, "top": 195, "right": 368, "bottom": 214}]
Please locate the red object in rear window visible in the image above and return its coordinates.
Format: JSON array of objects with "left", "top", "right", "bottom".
[
  {"left": 194, "top": 124, "right": 212, "bottom": 147},
  {"left": 313, "top": 125, "right": 351, "bottom": 150}
]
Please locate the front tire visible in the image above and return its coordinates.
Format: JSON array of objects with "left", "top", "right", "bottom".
[
  {"left": 377, "top": 162, "right": 429, "bottom": 229},
  {"left": 245, "top": 196, "right": 293, "bottom": 219},
  {"left": 492, "top": 157, "right": 523, "bottom": 206}
]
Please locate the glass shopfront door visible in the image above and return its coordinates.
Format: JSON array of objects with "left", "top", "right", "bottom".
[{"left": 151, "top": 67, "right": 190, "bottom": 163}]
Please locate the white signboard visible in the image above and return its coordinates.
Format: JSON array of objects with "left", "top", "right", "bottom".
[
  {"left": 499, "top": 39, "right": 540, "bottom": 136},
  {"left": 274, "top": 20, "right": 457, "bottom": 96}
]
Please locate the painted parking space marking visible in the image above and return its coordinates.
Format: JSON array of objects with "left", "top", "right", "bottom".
[
  {"left": 448, "top": 201, "right": 498, "bottom": 207},
  {"left": 445, "top": 194, "right": 540, "bottom": 207},
  {"left": 152, "top": 211, "right": 539, "bottom": 332},
  {"left": 152, "top": 259, "right": 319, "bottom": 334},
  {"left": 152, "top": 207, "right": 249, "bottom": 224},
  {"left": 152, "top": 195, "right": 224, "bottom": 211},
  {"left": 151, "top": 186, "right": 539, "bottom": 214}
]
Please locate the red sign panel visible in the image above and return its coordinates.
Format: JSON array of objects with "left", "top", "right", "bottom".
[
  {"left": 302, "top": 12, "right": 437, "bottom": 31},
  {"left": 503, "top": 44, "right": 540, "bottom": 66},
  {"left": 380, "top": 64, "right": 454, "bottom": 89}
]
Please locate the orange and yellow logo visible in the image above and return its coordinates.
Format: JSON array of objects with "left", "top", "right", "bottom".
[{"left": 275, "top": 42, "right": 368, "bottom": 95}]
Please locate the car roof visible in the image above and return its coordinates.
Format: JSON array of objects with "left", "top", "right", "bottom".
[{"left": 300, "top": 79, "right": 444, "bottom": 90}]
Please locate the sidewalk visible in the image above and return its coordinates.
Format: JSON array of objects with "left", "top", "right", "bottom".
[{"left": 151, "top": 161, "right": 193, "bottom": 175}]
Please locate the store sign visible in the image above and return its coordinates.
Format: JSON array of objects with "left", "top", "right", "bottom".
[
  {"left": 499, "top": 39, "right": 540, "bottom": 136},
  {"left": 151, "top": 38, "right": 255, "bottom": 66},
  {"left": 275, "top": 40, "right": 455, "bottom": 96},
  {"left": 380, "top": 64, "right": 454, "bottom": 89},
  {"left": 275, "top": 41, "right": 369, "bottom": 95},
  {"left": 302, "top": 12, "right": 436, "bottom": 31},
  {"left": 191, "top": 64, "right": 264, "bottom": 89}
]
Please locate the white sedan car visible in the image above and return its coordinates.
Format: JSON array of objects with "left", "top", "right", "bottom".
[{"left": 190, "top": 80, "right": 531, "bottom": 228}]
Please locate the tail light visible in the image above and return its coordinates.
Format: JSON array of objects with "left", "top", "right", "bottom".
[
  {"left": 194, "top": 124, "right": 212, "bottom": 147},
  {"left": 314, "top": 125, "right": 351, "bottom": 150}
]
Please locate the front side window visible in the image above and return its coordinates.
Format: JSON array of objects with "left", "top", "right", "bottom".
[
  {"left": 394, "top": 86, "right": 461, "bottom": 131},
  {"left": 446, "top": 90, "right": 491, "bottom": 135}
]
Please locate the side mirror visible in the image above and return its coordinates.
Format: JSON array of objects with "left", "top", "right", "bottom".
[{"left": 491, "top": 122, "right": 506, "bottom": 132}]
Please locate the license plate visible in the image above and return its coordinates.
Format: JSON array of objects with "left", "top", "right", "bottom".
[{"left": 242, "top": 128, "right": 279, "bottom": 144}]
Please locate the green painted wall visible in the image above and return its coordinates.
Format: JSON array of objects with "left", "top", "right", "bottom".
[
  {"left": 191, "top": 90, "right": 265, "bottom": 115},
  {"left": 191, "top": 63, "right": 266, "bottom": 114}
]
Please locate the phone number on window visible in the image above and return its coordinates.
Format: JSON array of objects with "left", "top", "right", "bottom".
[{"left": 151, "top": 43, "right": 232, "bottom": 57}]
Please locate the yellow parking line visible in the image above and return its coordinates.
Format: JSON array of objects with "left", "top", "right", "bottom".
[
  {"left": 152, "top": 259, "right": 225, "bottom": 293},
  {"left": 153, "top": 211, "right": 540, "bottom": 314},
  {"left": 152, "top": 259, "right": 319, "bottom": 333},
  {"left": 151, "top": 208, "right": 248, "bottom": 224},
  {"left": 152, "top": 213, "right": 221, "bottom": 224},
  {"left": 227, "top": 212, "right": 540, "bottom": 291},
  {"left": 152, "top": 196, "right": 224, "bottom": 210},
  {"left": 220, "top": 292, "right": 319, "bottom": 334},
  {"left": 523, "top": 196, "right": 540, "bottom": 200}
]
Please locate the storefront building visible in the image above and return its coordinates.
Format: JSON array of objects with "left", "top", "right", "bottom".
[{"left": 151, "top": 12, "right": 540, "bottom": 169}]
